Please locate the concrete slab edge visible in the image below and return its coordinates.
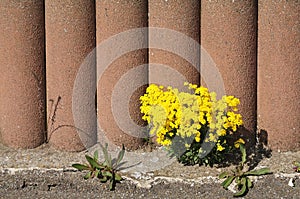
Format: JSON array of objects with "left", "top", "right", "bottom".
[{"left": 1, "top": 167, "right": 299, "bottom": 190}]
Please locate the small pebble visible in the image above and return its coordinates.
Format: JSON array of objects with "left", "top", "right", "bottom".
[{"left": 288, "top": 178, "right": 295, "bottom": 187}]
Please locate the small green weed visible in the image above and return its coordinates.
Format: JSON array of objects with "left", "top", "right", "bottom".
[
  {"left": 293, "top": 161, "right": 300, "bottom": 173},
  {"left": 219, "top": 144, "right": 272, "bottom": 197},
  {"left": 72, "top": 143, "right": 125, "bottom": 190}
]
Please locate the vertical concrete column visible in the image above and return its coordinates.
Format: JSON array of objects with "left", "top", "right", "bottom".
[
  {"left": 149, "top": 0, "right": 200, "bottom": 89},
  {"left": 96, "top": 1, "right": 148, "bottom": 149},
  {"left": 45, "top": 0, "right": 96, "bottom": 151},
  {"left": 0, "top": 1, "right": 45, "bottom": 148},
  {"left": 201, "top": 1, "right": 257, "bottom": 134},
  {"left": 258, "top": 1, "right": 300, "bottom": 150}
]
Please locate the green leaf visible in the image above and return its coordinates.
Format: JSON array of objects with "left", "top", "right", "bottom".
[
  {"left": 235, "top": 177, "right": 241, "bottom": 185},
  {"left": 72, "top": 164, "right": 90, "bottom": 171},
  {"left": 234, "top": 177, "right": 247, "bottom": 197},
  {"left": 239, "top": 144, "right": 246, "bottom": 164},
  {"left": 102, "top": 171, "right": 113, "bottom": 178},
  {"left": 193, "top": 156, "right": 198, "bottom": 161},
  {"left": 219, "top": 172, "right": 229, "bottom": 179},
  {"left": 294, "top": 161, "right": 300, "bottom": 167},
  {"left": 115, "top": 173, "right": 122, "bottom": 181},
  {"left": 115, "top": 144, "right": 125, "bottom": 168},
  {"left": 100, "top": 143, "right": 112, "bottom": 167},
  {"left": 107, "top": 155, "right": 112, "bottom": 168},
  {"left": 84, "top": 171, "right": 92, "bottom": 179},
  {"left": 94, "top": 169, "right": 100, "bottom": 178},
  {"left": 85, "top": 155, "right": 101, "bottom": 169},
  {"left": 185, "top": 151, "right": 192, "bottom": 156},
  {"left": 99, "top": 176, "right": 108, "bottom": 183},
  {"left": 221, "top": 176, "right": 235, "bottom": 189},
  {"left": 96, "top": 163, "right": 106, "bottom": 169},
  {"left": 246, "top": 177, "right": 253, "bottom": 188},
  {"left": 244, "top": 168, "right": 272, "bottom": 176},
  {"left": 94, "top": 150, "right": 98, "bottom": 162},
  {"left": 109, "top": 179, "right": 114, "bottom": 191}
]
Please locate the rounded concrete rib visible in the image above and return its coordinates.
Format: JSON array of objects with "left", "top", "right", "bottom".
[
  {"left": 149, "top": 0, "right": 200, "bottom": 89},
  {"left": 258, "top": 1, "right": 300, "bottom": 151},
  {"left": 0, "top": 0, "right": 45, "bottom": 148},
  {"left": 201, "top": 1, "right": 257, "bottom": 137},
  {"left": 45, "top": 0, "right": 96, "bottom": 151},
  {"left": 96, "top": 0, "right": 148, "bottom": 150},
  {"left": 0, "top": 1, "right": 45, "bottom": 148}
]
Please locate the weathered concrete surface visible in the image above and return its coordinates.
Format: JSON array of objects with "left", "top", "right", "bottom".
[
  {"left": 0, "top": 142, "right": 299, "bottom": 198},
  {"left": 149, "top": 0, "right": 200, "bottom": 89},
  {"left": 257, "top": 1, "right": 300, "bottom": 151},
  {"left": 1, "top": 171, "right": 300, "bottom": 199},
  {"left": 0, "top": 1, "right": 45, "bottom": 148},
  {"left": 96, "top": 0, "right": 148, "bottom": 150},
  {"left": 201, "top": 1, "right": 257, "bottom": 133},
  {"left": 45, "top": 0, "right": 96, "bottom": 151}
]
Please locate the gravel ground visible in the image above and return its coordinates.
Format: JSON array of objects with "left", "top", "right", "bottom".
[
  {"left": 0, "top": 170, "right": 299, "bottom": 199},
  {"left": 0, "top": 143, "right": 300, "bottom": 198}
]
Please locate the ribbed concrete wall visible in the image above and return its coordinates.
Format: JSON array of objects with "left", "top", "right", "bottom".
[
  {"left": 45, "top": 0, "right": 96, "bottom": 151},
  {"left": 258, "top": 1, "right": 300, "bottom": 151},
  {"left": 96, "top": 0, "right": 148, "bottom": 150},
  {"left": 0, "top": 1, "right": 45, "bottom": 148},
  {"left": 201, "top": 1, "right": 257, "bottom": 140},
  {"left": 149, "top": 0, "right": 200, "bottom": 89},
  {"left": 0, "top": 1, "right": 299, "bottom": 151}
]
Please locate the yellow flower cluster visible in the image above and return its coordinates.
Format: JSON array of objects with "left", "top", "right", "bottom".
[
  {"left": 140, "top": 84, "right": 181, "bottom": 146},
  {"left": 140, "top": 83, "right": 243, "bottom": 151}
]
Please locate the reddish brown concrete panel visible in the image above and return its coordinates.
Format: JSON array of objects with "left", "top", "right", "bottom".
[
  {"left": 149, "top": 0, "right": 200, "bottom": 89},
  {"left": 201, "top": 1, "right": 257, "bottom": 136},
  {"left": 0, "top": 1, "right": 45, "bottom": 148},
  {"left": 45, "top": 0, "right": 96, "bottom": 151},
  {"left": 96, "top": 0, "right": 148, "bottom": 150},
  {"left": 258, "top": 1, "right": 300, "bottom": 151}
]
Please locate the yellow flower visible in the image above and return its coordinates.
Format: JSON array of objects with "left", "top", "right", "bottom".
[
  {"left": 188, "top": 83, "right": 198, "bottom": 90},
  {"left": 208, "top": 133, "right": 217, "bottom": 142},
  {"left": 217, "top": 129, "right": 226, "bottom": 136},
  {"left": 162, "top": 139, "right": 172, "bottom": 146},
  {"left": 217, "top": 143, "right": 225, "bottom": 151},
  {"left": 185, "top": 143, "right": 191, "bottom": 149},
  {"left": 195, "top": 136, "right": 201, "bottom": 142},
  {"left": 234, "top": 138, "right": 245, "bottom": 148}
]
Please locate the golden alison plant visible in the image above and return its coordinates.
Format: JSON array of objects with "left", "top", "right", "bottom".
[{"left": 140, "top": 83, "right": 244, "bottom": 166}]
